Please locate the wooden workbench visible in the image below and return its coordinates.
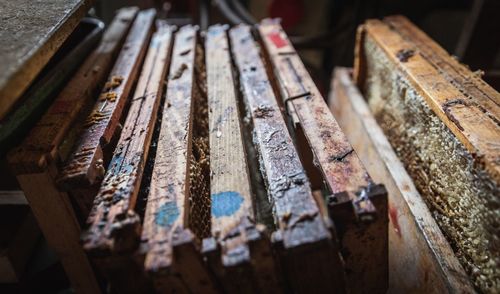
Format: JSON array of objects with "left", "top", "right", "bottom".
[{"left": 0, "top": 0, "right": 93, "bottom": 120}]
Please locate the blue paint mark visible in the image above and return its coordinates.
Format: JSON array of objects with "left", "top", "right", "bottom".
[
  {"left": 211, "top": 191, "right": 244, "bottom": 218},
  {"left": 155, "top": 201, "right": 180, "bottom": 227}
]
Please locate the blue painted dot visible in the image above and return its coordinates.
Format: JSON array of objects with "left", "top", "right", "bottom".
[
  {"left": 211, "top": 191, "right": 244, "bottom": 218},
  {"left": 155, "top": 201, "right": 180, "bottom": 227}
]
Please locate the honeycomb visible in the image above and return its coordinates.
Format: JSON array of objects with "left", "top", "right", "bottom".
[
  {"left": 362, "top": 35, "right": 500, "bottom": 293},
  {"left": 188, "top": 44, "right": 211, "bottom": 239}
]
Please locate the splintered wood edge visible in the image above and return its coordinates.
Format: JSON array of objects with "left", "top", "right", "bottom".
[
  {"left": 229, "top": 24, "right": 330, "bottom": 249},
  {"left": 361, "top": 18, "right": 500, "bottom": 183},
  {"left": 330, "top": 67, "right": 474, "bottom": 292},
  {"left": 7, "top": 7, "right": 140, "bottom": 175},
  {"left": 83, "top": 20, "right": 171, "bottom": 255},
  {"left": 57, "top": 10, "right": 155, "bottom": 190},
  {"left": 141, "top": 25, "right": 216, "bottom": 294},
  {"left": 205, "top": 24, "right": 254, "bottom": 267},
  {"left": 258, "top": 19, "right": 377, "bottom": 216},
  {"left": 0, "top": 0, "right": 94, "bottom": 120}
]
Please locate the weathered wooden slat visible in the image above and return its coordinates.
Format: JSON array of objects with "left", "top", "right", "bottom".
[
  {"left": 8, "top": 7, "right": 139, "bottom": 175},
  {"left": 204, "top": 24, "right": 258, "bottom": 293},
  {"left": 57, "top": 9, "right": 155, "bottom": 218},
  {"left": 355, "top": 18, "right": 499, "bottom": 293},
  {"left": 329, "top": 67, "right": 474, "bottom": 293},
  {"left": 230, "top": 24, "right": 339, "bottom": 293},
  {"left": 83, "top": 20, "right": 172, "bottom": 256},
  {"left": 6, "top": 9, "right": 139, "bottom": 293},
  {"left": 258, "top": 19, "right": 387, "bottom": 294},
  {"left": 140, "top": 25, "right": 217, "bottom": 294}
]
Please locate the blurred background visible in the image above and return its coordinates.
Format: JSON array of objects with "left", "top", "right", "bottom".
[{"left": 93, "top": 0, "right": 500, "bottom": 93}]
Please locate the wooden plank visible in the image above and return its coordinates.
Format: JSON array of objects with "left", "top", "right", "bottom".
[
  {"left": 8, "top": 7, "right": 139, "bottom": 175},
  {"left": 356, "top": 19, "right": 499, "bottom": 293},
  {"left": 16, "top": 170, "right": 101, "bottom": 293},
  {"left": 329, "top": 67, "right": 474, "bottom": 293},
  {"left": 57, "top": 9, "right": 155, "bottom": 218},
  {"left": 0, "top": 17, "right": 104, "bottom": 155},
  {"left": 0, "top": 0, "right": 93, "bottom": 120},
  {"left": 83, "top": 20, "right": 172, "bottom": 256},
  {"left": 230, "top": 24, "right": 341, "bottom": 293},
  {"left": 140, "top": 25, "right": 217, "bottom": 294},
  {"left": 204, "top": 24, "right": 258, "bottom": 293},
  {"left": 6, "top": 9, "right": 139, "bottom": 293},
  {"left": 258, "top": 19, "right": 387, "bottom": 294}
]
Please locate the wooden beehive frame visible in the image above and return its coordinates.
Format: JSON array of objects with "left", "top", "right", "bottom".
[
  {"left": 258, "top": 19, "right": 388, "bottom": 293},
  {"left": 8, "top": 15, "right": 390, "bottom": 293},
  {"left": 7, "top": 8, "right": 139, "bottom": 293},
  {"left": 329, "top": 67, "right": 474, "bottom": 293},
  {"left": 57, "top": 9, "right": 155, "bottom": 218}
]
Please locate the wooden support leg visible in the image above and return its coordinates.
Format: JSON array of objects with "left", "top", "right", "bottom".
[{"left": 17, "top": 168, "right": 100, "bottom": 293}]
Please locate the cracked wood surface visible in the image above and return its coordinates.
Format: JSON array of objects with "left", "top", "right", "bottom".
[
  {"left": 140, "top": 25, "right": 217, "bottom": 294},
  {"left": 56, "top": 9, "right": 155, "bottom": 214},
  {"left": 83, "top": 20, "right": 172, "bottom": 255},
  {"left": 258, "top": 19, "right": 372, "bottom": 198},
  {"left": 9, "top": 7, "right": 139, "bottom": 174},
  {"left": 259, "top": 19, "right": 389, "bottom": 294}
]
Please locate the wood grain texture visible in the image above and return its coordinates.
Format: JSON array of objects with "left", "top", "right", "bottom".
[
  {"left": 5, "top": 10, "right": 139, "bottom": 293},
  {"left": 330, "top": 67, "right": 474, "bottom": 293},
  {"left": 17, "top": 170, "right": 101, "bottom": 293},
  {"left": 8, "top": 7, "right": 139, "bottom": 175},
  {"left": 140, "top": 25, "right": 217, "bottom": 294},
  {"left": 57, "top": 9, "right": 155, "bottom": 216},
  {"left": 258, "top": 19, "right": 387, "bottom": 294},
  {"left": 360, "top": 17, "right": 500, "bottom": 184},
  {"left": 205, "top": 24, "right": 257, "bottom": 293},
  {"left": 0, "top": 0, "right": 94, "bottom": 120},
  {"left": 231, "top": 24, "right": 336, "bottom": 292},
  {"left": 83, "top": 20, "right": 172, "bottom": 255}
]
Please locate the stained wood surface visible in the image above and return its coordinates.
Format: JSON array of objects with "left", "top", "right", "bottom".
[
  {"left": 357, "top": 17, "right": 500, "bottom": 183},
  {"left": 83, "top": 21, "right": 172, "bottom": 255},
  {"left": 329, "top": 67, "right": 474, "bottom": 293},
  {"left": 205, "top": 24, "right": 257, "bottom": 292},
  {"left": 140, "top": 25, "right": 217, "bottom": 294},
  {"left": 231, "top": 24, "right": 335, "bottom": 292},
  {"left": 57, "top": 9, "right": 154, "bottom": 205},
  {"left": 8, "top": 7, "right": 139, "bottom": 174},
  {"left": 258, "top": 19, "right": 389, "bottom": 294},
  {"left": 258, "top": 19, "right": 371, "bottom": 197},
  {"left": 6, "top": 10, "right": 139, "bottom": 293},
  {"left": 0, "top": 0, "right": 94, "bottom": 120}
]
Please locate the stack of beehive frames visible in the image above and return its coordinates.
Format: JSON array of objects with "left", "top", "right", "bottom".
[
  {"left": 8, "top": 10, "right": 388, "bottom": 293},
  {"left": 355, "top": 16, "right": 499, "bottom": 293}
]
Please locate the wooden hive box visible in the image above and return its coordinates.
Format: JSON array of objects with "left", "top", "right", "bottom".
[
  {"left": 8, "top": 15, "right": 389, "bottom": 293},
  {"left": 354, "top": 15, "right": 499, "bottom": 293}
]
